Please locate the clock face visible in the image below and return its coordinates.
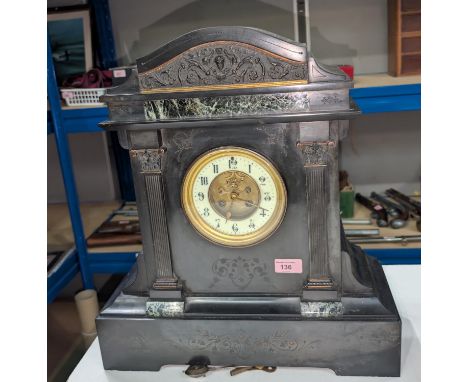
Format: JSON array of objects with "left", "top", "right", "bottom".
[{"left": 181, "top": 147, "right": 287, "bottom": 247}]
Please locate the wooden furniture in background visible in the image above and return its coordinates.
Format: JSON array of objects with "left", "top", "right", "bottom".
[{"left": 388, "top": 0, "right": 421, "bottom": 76}]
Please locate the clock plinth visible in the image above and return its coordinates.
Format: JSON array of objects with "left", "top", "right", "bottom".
[{"left": 97, "top": 27, "right": 401, "bottom": 377}]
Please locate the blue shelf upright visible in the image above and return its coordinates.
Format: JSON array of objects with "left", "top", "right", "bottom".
[{"left": 47, "top": 36, "right": 95, "bottom": 298}]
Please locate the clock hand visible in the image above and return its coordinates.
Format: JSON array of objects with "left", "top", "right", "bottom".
[
  {"left": 234, "top": 196, "right": 269, "bottom": 212},
  {"left": 225, "top": 200, "right": 233, "bottom": 223}
]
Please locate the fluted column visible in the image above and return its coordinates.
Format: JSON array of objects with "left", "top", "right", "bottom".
[
  {"left": 298, "top": 141, "right": 335, "bottom": 291},
  {"left": 130, "top": 148, "right": 179, "bottom": 293}
]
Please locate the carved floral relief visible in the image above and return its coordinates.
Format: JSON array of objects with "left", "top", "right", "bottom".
[{"left": 139, "top": 42, "right": 307, "bottom": 91}]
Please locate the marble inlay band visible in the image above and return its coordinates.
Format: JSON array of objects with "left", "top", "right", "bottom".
[
  {"left": 146, "top": 301, "right": 184, "bottom": 318},
  {"left": 146, "top": 301, "right": 342, "bottom": 318},
  {"left": 144, "top": 92, "right": 313, "bottom": 121},
  {"left": 300, "top": 302, "right": 343, "bottom": 318}
]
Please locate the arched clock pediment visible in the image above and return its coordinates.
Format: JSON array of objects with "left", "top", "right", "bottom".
[
  {"left": 135, "top": 27, "right": 309, "bottom": 93},
  {"left": 136, "top": 26, "right": 308, "bottom": 72},
  {"left": 101, "top": 26, "right": 354, "bottom": 126}
]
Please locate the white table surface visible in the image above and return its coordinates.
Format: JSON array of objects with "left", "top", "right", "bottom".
[{"left": 68, "top": 265, "right": 421, "bottom": 381}]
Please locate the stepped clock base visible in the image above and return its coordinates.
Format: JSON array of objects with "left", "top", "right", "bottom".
[
  {"left": 97, "top": 316, "right": 400, "bottom": 376},
  {"left": 96, "top": 258, "right": 401, "bottom": 377}
]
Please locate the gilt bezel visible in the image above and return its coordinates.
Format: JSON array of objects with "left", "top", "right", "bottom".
[{"left": 181, "top": 146, "right": 287, "bottom": 247}]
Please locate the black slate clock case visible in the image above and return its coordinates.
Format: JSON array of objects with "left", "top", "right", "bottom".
[
  {"left": 163, "top": 124, "right": 309, "bottom": 294},
  {"left": 97, "top": 27, "right": 401, "bottom": 377}
]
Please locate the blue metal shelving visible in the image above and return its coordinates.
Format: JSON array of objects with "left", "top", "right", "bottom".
[
  {"left": 365, "top": 247, "right": 420, "bottom": 265},
  {"left": 48, "top": 248, "right": 80, "bottom": 304},
  {"left": 47, "top": 4, "right": 421, "bottom": 303},
  {"left": 47, "top": 37, "right": 95, "bottom": 293},
  {"left": 47, "top": 248, "right": 137, "bottom": 303},
  {"left": 47, "top": 108, "right": 107, "bottom": 134},
  {"left": 350, "top": 83, "right": 421, "bottom": 114},
  {"left": 58, "top": 107, "right": 109, "bottom": 134},
  {"left": 47, "top": 0, "right": 116, "bottom": 302}
]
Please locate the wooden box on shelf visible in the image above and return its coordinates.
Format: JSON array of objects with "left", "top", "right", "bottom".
[{"left": 388, "top": 0, "right": 421, "bottom": 76}]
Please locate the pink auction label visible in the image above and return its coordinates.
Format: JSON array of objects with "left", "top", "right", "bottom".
[
  {"left": 275, "top": 259, "right": 303, "bottom": 273},
  {"left": 113, "top": 69, "right": 127, "bottom": 78}
]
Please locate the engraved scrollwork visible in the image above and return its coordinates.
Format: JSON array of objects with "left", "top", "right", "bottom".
[
  {"left": 171, "top": 130, "right": 194, "bottom": 161},
  {"left": 210, "top": 257, "right": 269, "bottom": 289},
  {"left": 108, "top": 104, "right": 133, "bottom": 115},
  {"left": 138, "top": 42, "right": 307, "bottom": 91},
  {"left": 127, "top": 331, "right": 154, "bottom": 353},
  {"left": 321, "top": 93, "right": 341, "bottom": 105},
  {"left": 255, "top": 125, "right": 286, "bottom": 145},
  {"left": 108, "top": 103, "right": 141, "bottom": 121},
  {"left": 176, "top": 329, "right": 312, "bottom": 358}
]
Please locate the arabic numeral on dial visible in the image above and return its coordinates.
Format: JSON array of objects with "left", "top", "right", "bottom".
[
  {"left": 228, "top": 156, "right": 237, "bottom": 169},
  {"left": 248, "top": 164, "right": 252, "bottom": 173},
  {"left": 232, "top": 223, "right": 239, "bottom": 233},
  {"left": 212, "top": 164, "right": 219, "bottom": 174},
  {"left": 249, "top": 219, "right": 255, "bottom": 229},
  {"left": 259, "top": 176, "right": 266, "bottom": 184},
  {"left": 215, "top": 218, "right": 221, "bottom": 228},
  {"left": 203, "top": 208, "right": 210, "bottom": 217},
  {"left": 200, "top": 176, "right": 208, "bottom": 185},
  {"left": 264, "top": 192, "right": 271, "bottom": 201},
  {"left": 197, "top": 192, "right": 204, "bottom": 201}
]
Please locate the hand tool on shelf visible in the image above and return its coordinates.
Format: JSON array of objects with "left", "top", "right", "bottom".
[
  {"left": 348, "top": 235, "right": 421, "bottom": 245},
  {"left": 345, "top": 229, "right": 380, "bottom": 236},
  {"left": 370, "top": 192, "right": 408, "bottom": 228},
  {"left": 355, "top": 193, "right": 389, "bottom": 227},
  {"left": 370, "top": 192, "right": 408, "bottom": 219},
  {"left": 113, "top": 209, "right": 138, "bottom": 217},
  {"left": 385, "top": 189, "right": 420, "bottom": 213},
  {"left": 97, "top": 220, "right": 140, "bottom": 234},
  {"left": 342, "top": 218, "right": 372, "bottom": 225},
  {"left": 87, "top": 220, "right": 142, "bottom": 248},
  {"left": 87, "top": 233, "right": 142, "bottom": 247},
  {"left": 385, "top": 188, "right": 421, "bottom": 231}
]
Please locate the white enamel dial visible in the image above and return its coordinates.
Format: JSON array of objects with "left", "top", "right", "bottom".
[{"left": 181, "top": 147, "right": 287, "bottom": 247}]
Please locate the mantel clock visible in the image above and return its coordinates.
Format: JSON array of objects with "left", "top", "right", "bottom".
[{"left": 97, "top": 27, "right": 401, "bottom": 377}]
